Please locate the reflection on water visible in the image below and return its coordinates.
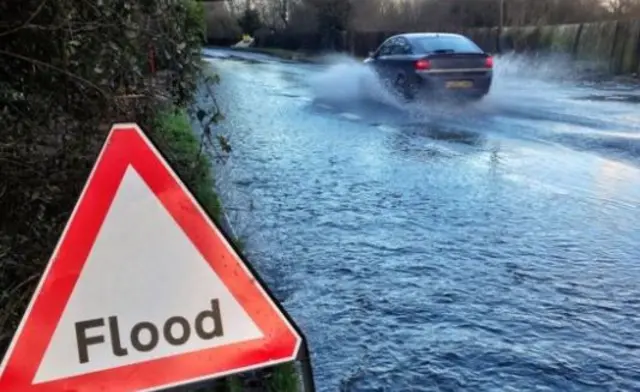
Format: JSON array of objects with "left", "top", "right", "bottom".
[
  {"left": 594, "top": 158, "right": 640, "bottom": 209},
  {"left": 381, "top": 122, "right": 486, "bottom": 164},
  {"left": 408, "top": 123, "right": 485, "bottom": 147}
]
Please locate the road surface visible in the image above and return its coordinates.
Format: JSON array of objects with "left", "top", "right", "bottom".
[{"left": 203, "top": 48, "right": 640, "bottom": 392}]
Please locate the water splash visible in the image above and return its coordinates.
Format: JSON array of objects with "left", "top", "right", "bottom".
[
  {"left": 307, "top": 53, "right": 403, "bottom": 108},
  {"left": 464, "top": 51, "right": 592, "bottom": 117},
  {"left": 305, "top": 52, "right": 586, "bottom": 115},
  {"left": 303, "top": 51, "right": 637, "bottom": 153},
  {"left": 491, "top": 51, "right": 582, "bottom": 83}
]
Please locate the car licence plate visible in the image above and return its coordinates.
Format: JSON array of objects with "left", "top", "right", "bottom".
[{"left": 446, "top": 80, "right": 473, "bottom": 89}]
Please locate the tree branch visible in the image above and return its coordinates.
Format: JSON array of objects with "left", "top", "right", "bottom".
[
  {"left": 0, "top": 49, "right": 107, "bottom": 97},
  {"left": 0, "top": 0, "right": 50, "bottom": 38}
]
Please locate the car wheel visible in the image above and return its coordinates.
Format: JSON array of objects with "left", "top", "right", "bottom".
[{"left": 394, "top": 74, "right": 415, "bottom": 101}]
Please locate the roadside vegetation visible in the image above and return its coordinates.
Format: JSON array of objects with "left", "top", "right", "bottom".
[
  {"left": 207, "top": 0, "right": 640, "bottom": 76},
  {"left": 208, "top": 0, "right": 640, "bottom": 50},
  {"left": 0, "top": 0, "right": 300, "bottom": 390}
]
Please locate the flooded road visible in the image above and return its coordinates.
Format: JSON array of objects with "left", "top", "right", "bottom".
[{"left": 202, "top": 48, "right": 640, "bottom": 392}]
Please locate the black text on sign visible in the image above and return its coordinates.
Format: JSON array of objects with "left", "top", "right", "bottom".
[{"left": 75, "top": 299, "right": 224, "bottom": 364}]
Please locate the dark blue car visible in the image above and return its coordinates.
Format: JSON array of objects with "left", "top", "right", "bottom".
[{"left": 364, "top": 32, "right": 494, "bottom": 101}]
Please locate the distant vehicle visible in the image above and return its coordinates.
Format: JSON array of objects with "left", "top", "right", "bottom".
[{"left": 363, "top": 32, "right": 493, "bottom": 101}]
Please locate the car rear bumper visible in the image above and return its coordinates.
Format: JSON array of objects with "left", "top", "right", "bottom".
[{"left": 415, "top": 69, "right": 492, "bottom": 97}]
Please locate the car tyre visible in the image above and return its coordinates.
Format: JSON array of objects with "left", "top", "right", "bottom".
[{"left": 394, "top": 74, "right": 416, "bottom": 102}]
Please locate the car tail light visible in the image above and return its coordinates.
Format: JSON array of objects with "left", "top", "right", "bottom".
[
  {"left": 484, "top": 56, "right": 494, "bottom": 68},
  {"left": 415, "top": 59, "right": 431, "bottom": 71}
]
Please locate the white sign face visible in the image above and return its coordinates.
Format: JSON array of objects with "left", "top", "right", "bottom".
[{"left": 33, "top": 166, "right": 263, "bottom": 384}]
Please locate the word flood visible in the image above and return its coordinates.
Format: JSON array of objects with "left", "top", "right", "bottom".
[{"left": 74, "top": 299, "right": 223, "bottom": 364}]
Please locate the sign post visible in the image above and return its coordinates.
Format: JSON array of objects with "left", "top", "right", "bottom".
[{"left": 0, "top": 123, "right": 316, "bottom": 392}]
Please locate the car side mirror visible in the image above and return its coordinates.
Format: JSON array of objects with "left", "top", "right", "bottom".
[{"left": 368, "top": 51, "right": 376, "bottom": 58}]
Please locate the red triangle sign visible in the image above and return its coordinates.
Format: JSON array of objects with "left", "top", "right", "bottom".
[{"left": 0, "top": 123, "right": 304, "bottom": 391}]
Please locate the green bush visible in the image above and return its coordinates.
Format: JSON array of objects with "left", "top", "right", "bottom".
[
  {"left": 0, "top": 0, "right": 207, "bottom": 359},
  {"left": 152, "top": 107, "right": 222, "bottom": 221},
  {"left": 0, "top": 2, "right": 303, "bottom": 390}
]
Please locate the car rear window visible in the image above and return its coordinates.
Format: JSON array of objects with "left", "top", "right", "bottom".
[{"left": 413, "top": 36, "right": 483, "bottom": 54}]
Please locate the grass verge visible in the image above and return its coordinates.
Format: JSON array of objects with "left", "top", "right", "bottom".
[
  {"left": 224, "top": 46, "right": 322, "bottom": 63},
  {"left": 266, "top": 363, "right": 300, "bottom": 392},
  {"left": 227, "top": 46, "right": 367, "bottom": 63},
  {"left": 152, "top": 107, "right": 222, "bottom": 222},
  {"left": 153, "top": 108, "right": 302, "bottom": 392}
]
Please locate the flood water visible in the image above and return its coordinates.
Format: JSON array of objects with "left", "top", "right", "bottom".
[{"left": 202, "top": 48, "right": 640, "bottom": 392}]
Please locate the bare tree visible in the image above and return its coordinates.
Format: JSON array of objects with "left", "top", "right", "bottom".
[
  {"left": 276, "top": 0, "right": 291, "bottom": 28},
  {"left": 281, "top": 0, "right": 351, "bottom": 48},
  {"left": 606, "top": 0, "right": 640, "bottom": 17},
  {"left": 287, "top": 0, "right": 319, "bottom": 33},
  {"left": 204, "top": 2, "right": 242, "bottom": 40},
  {"left": 245, "top": 0, "right": 619, "bottom": 46},
  {"left": 225, "top": 0, "right": 246, "bottom": 18},
  {"left": 254, "top": 0, "right": 290, "bottom": 29}
]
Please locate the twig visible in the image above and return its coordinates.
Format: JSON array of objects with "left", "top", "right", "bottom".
[
  {"left": 1, "top": 274, "right": 40, "bottom": 303},
  {"left": 195, "top": 134, "right": 206, "bottom": 162},
  {"left": 0, "top": 49, "right": 107, "bottom": 97},
  {"left": 0, "top": 0, "right": 49, "bottom": 38},
  {"left": 115, "top": 94, "right": 146, "bottom": 99},
  {"left": 13, "top": 22, "right": 121, "bottom": 34}
]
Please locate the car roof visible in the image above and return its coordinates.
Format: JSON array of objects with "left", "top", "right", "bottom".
[{"left": 399, "top": 32, "right": 466, "bottom": 40}]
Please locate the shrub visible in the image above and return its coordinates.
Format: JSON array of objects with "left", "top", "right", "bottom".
[{"left": 0, "top": 0, "right": 207, "bottom": 357}]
